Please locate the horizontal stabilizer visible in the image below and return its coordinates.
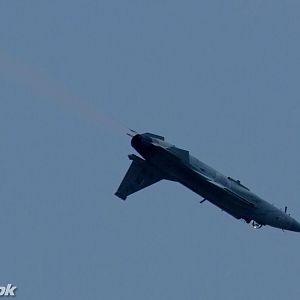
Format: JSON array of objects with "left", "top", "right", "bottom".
[
  {"left": 167, "top": 147, "right": 190, "bottom": 164},
  {"left": 115, "top": 155, "right": 163, "bottom": 200},
  {"left": 144, "top": 133, "right": 165, "bottom": 140}
]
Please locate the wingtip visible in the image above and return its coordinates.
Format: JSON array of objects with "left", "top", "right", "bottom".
[{"left": 114, "top": 191, "right": 127, "bottom": 200}]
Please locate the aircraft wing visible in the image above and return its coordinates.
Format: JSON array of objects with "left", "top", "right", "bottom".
[{"left": 115, "top": 154, "right": 163, "bottom": 200}]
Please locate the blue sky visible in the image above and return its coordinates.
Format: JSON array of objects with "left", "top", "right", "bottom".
[{"left": 1, "top": 1, "right": 300, "bottom": 299}]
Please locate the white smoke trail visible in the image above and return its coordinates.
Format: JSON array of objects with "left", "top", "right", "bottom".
[{"left": 0, "top": 51, "right": 130, "bottom": 136}]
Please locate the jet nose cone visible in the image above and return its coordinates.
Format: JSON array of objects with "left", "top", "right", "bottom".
[{"left": 289, "top": 219, "right": 300, "bottom": 232}]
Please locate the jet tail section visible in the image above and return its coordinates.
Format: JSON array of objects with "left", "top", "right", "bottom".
[{"left": 115, "top": 154, "right": 163, "bottom": 200}]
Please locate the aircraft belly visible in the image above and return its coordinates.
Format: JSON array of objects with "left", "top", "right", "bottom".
[
  {"left": 149, "top": 149, "right": 254, "bottom": 220},
  {"left": 166, "top": 163, "right": 252, "bottom": 220},
  {"left": 205, "top": 195, "right": 250, "bottom": 220}
]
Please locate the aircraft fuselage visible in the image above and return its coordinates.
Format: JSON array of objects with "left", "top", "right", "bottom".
[{"left": 116, "top": 133, "right": 300, "bottom": 232}]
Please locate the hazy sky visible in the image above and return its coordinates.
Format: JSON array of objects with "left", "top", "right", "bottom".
[{"left": 1, "top": 1, "right": 300, "bottom": 299}]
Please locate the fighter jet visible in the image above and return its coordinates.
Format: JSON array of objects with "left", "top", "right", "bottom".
[{"left": 115, "top": 132, "right": 300, "bottom": 232}]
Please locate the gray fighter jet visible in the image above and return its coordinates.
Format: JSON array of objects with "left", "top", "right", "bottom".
[{"left": 115, "top": 132, "right": 300, "bottom": 232}]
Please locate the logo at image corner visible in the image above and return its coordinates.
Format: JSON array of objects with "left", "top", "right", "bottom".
[{"left": 0, "top": 284, "right": 17, "bottom": 297}]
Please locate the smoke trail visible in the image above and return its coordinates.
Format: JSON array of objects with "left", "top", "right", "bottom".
[{"left": 0, "top": 51, "right": 130, "bottom": 136}]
